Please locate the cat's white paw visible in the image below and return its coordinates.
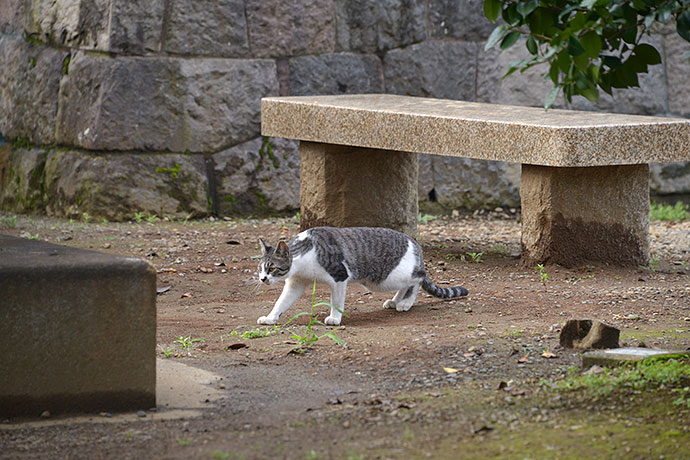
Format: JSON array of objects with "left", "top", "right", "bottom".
[
  {"left": 257, "top": 315, "right": 277, "bottom": 325},
  {"left": 395, "top": 302, "right": 413, "bottom": 312},
  {"left": 324, "top": 315, "right": 341, "bottom": 326},
  {"left": 383, "top": 299, "right": 396, "bottom": 309}
]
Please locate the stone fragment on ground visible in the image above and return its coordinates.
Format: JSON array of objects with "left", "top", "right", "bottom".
[{"left": 559, "top": 319, "right": 620, "bottom": 350}]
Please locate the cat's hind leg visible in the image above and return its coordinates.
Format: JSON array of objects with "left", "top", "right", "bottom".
[
  {"left": 384, "top": 284, "right": 421, "bottom": 312},
  {"left": 258, "top": 278, "right": 308, "bottom": 325},
  {"left": 325, "top": 282, "right": 347, "bottom": 326}
]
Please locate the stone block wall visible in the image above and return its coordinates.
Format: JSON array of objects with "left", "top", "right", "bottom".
[{"left": 1, "top": 0, "right": 689, "bottom": 220}]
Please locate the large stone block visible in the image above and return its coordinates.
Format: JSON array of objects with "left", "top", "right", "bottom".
[
  {"left": 666, "top": 34, "right": 690, "bottom": 117},
  {"left": 429, "top": 0, "right": 494, "bottom": 41},
  {"left": 245, "top": 0, "right": 335, "bottom": 57},
  {"left": 179, "top": 58, "right": 278, "bottom": 151},
  {"left": 419, "top": 155, "right": 521, "bottom": 210},
  {"left": 0, "top": 37, "right": 68, "bottom": 145},
  {"left": 56, "top": 52, "right": 277, "bottom": 152},
  {"left": 520, "top": 164, "right": 650, "bottom": 267},
  {"left": 42, "top": 150, "right": 211, "bottom": 221},
  {"left": 650, "top": 161, "right": 690, "bottom": 195},
  {"left": 335, "top": 0, "right": 426, "bottom": 52},
  {"left": 0, "top": 0, "right": 25, "bottom": 36},
  {"left": 289, "top": 53, "right": 383, "bottom": 96},
  {"left": 0, "top": 235, "right": 156, "bottom": 417},
  {"left": 164, "top": 0, "right": 248, "bottom": 57},
  {"left": 384, "top": 41, "right": 477, "bottom": 100},
  {"left": 0, "top": 146, "right": 47, "bottom": 214},
  {"left": 25, "top": 0, "right": 164, "bottom": 54},
  {"left": 299, "top": 142, "right": 418, "bottom": 235},
  {"left": 212, "top": 137, "right": 300, "bottom": 215},
  {"left": 477, "top": 44, "right": 556, "bottom": 108}
]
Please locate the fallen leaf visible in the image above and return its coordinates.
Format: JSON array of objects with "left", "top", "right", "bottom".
[
  {"left": 517, "top": 354, "right": 529, "bottom": 364},
  {"left": 443, "top": 366, "right": 460, "bottom": 374},
  {"left": 463, "top": 352, "right": 476, "bottom": 358},
  {"left": 181, "top": 292, "right": 192, "bottom": 298},
  {"left": 225, "top": 343, "right": 248, "bottom": 350},
  {"left": 541, "top": 350, "right": 557, "bottom": 359},
  {"left": 156, "top": 286, "right": 171, "bottom": 295}
]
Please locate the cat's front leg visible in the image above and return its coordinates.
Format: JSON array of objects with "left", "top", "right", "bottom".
[
  {"left": 257, "top": 278, "right": 308, "bottom": 325},
  {"left": 325, "top": 282, "right": 347, "bottom": 326}
]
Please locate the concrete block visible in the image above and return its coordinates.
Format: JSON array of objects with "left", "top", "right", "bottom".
[
  {"left": 299, "top": 141, "right": 418, "bottom": 235},
  {"left": 0, "top": 235, "right": 156, "bottom": 418},
  {"left": 582, "top": 348, "right": 687, "bottom": 368},
  {"left": 520, "top": 164, "right": 650, "bottom": 267}
]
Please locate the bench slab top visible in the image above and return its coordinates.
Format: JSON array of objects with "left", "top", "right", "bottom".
[{"left": 261, "top": 94, "right": 690, "bottom": 167}]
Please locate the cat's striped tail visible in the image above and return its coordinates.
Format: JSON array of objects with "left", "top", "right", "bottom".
[{"left": 421, "top": 277, "right": 468, "bottom": 299}]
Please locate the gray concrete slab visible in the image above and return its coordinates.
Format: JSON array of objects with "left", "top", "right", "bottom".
[
  {"left": 582, "top": 347, "right": 687, "bottom": 368},
  {"left": 0, "top": 235, "right": 156, "bottom": 418}
]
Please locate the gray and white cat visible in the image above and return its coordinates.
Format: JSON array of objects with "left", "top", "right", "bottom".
[{"left": 256, "top": 226, "right": 468, "bottom": 326}]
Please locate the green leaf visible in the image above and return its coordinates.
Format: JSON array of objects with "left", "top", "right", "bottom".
[
  {"left": 579, "top": 87, "right": 599, "bottom": 101},
  {"left": 500, "top": 30, "right": 521, "bottom": 49},
  {"left": 517, "top": 0, "right": 538, "bottom": 18},
  {"left": 485, "top": 25, "right": 508, "bottom": 50},
  {"left": 580, "top": 31, "right": 602, "bottom": 58},
  {"left": 526, "top": 36, "right": 538, "bottom": 54},
  {"left": 633, "top": 43, "right": 662, "bottom": 65},
  {"left": 567, "top": 36, "right": 585, "bottom": 56},
  {"left": 549, "top": 61, "right": 560, "bottom": 84},
  {"left": 484, "top": 0, "right": 502, "bottom": 23},
  {"left": 677, "top": 9, "right": 690, "bottom": 43},
  {"left": 544, "top": 85, "right": 560, "bottom": 109},
  {"left": 579, "top": 0, "right": 597, "bottom": 8}
]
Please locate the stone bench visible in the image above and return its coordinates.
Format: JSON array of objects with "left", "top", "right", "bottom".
[
  {"left": 0, "top": 235, "right": 156, "bottom": 418},
  {"left": 261, "top": 94, "right": 690, "bottom": 267}
]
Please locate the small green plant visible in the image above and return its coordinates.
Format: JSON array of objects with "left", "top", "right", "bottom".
[
  {"left": 174, "top": 336, "right": 205, "bottom": 350},
  {"left": 159, "top": 345, "right": 175, "bottom": 358},
  {"left": 146, "top": 214, "right": 158, "bottom": 223},
  {"left": 12, "top": 136, "right": 31, "bottom": 150},
  {"left": 466, "top": 252, "right": 484, "bottom": 263},
  {"left": 284, "top": 280, "right": 345, "bottom": 347},
  {"left": 535, "top": 264, "right": 550, "bottom": 286},
  {"left": 211, "top": 451, "right": 232, "bottom": 460},
  {"left": 175, "top": 436, "right": 191, "bottom": 446},
  {"left": 0, "top": 214, "right": 18, "bottom": 228},
  {"left": 650, "top": 201, "right": 690, "bottom": 221},
  {"left": 417, "top": 212, "right": 437, "bottom": 224},
  {"left": 132, "top": 211, "right": 145, "bottom": 223},
  {"left": 156, "top": 163, "right": 182, "bottom": 180},
  {"left": 505, "top": 328, "right": 523, "bottom": 338},
  {"left": 240, "top": 327, "right": 277, "bottom": 339}
]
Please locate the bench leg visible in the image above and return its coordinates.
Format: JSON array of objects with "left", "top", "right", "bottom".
[
  {"left": 299, "top": 141, "right": 418, "bottom": 235},
  {"left": 520, "top": 164, "right": 649, "bottom": 267}
]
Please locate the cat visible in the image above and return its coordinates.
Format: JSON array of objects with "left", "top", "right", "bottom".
[{"left": 256, "top": 226, "right": 468, "bottom": 326}]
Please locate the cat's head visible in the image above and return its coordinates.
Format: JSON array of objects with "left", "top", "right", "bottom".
[{"left": 257, "top": 238, "right": 291, "bottom": 284}]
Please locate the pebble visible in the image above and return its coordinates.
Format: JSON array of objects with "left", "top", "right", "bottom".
[
  {"left": 40, "top": 410, "right": 50, "bottom": 418},
  {"left": 137, "top": 410, "right": 146, "bottom": 418}
]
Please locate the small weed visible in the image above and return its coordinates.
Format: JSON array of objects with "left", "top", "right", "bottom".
[
  {"left": 240, "top": 327, "right": 277, "bottom": 339},
  {"left": 175, "top": 336, "right": 205, "bottom": 350},
  {"left": 0, "top": 214, "right": 18, "bottom": 228},
  {"left": 156, "top": 163, "right": 182, "bottom": 180},
  {"left": 158, "top": 345, "right": 175, "bottom": 358},
  {"left": 284, "top": 280, "right": 345, "bottom": 347},
  {"left": 133, "top": 212, "right": 145, "bottom": 223},
  {"left": 418, "top": 212, "right": 437, "bottom": 224},
  {"left": 466, "top": 252, "right": 483, "bottom": 263},
  {"left": 535, "top": 264, "right": 550, "bottom": 286},
  {"left": 24, "top": 233, "right": 39, "bottom": 240},
  {"left": 146, "top": 214, "right": 158, "bottom": 223},
  {"left": 505, "top": 328, "right": 523, "bottom": 338},
  {"left": 211, "top": 451, "right": 231, "bottom": 460},
  {"left": 650, "top": 201, "right": 690, "bottom": 221},
  {"left": 175, "top": 436, "right": 191, "bottom": 446}
]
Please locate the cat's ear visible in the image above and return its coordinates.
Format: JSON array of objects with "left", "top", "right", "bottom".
[
  {"left": 258, "top": 238, "right": 269, "bottom": 256},
  {"left": 276, "top": 240, "right": 290, "bottom": 258}
]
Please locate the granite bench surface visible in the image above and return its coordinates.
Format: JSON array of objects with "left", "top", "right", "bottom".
[{"left": 261, "top": 94, "right": 690, "bottom": 167}]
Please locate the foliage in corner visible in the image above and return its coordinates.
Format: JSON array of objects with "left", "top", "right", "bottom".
[{"left": 483, "top": 0, "right": 690, "bottom": 108}]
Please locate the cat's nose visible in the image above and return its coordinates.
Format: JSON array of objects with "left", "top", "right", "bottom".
[{"left": 260, "top": 276, "right": 268, "bottom": 284}]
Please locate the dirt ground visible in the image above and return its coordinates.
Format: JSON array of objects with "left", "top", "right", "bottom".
[{"left": 1, "top": 212, "right": 689, "bottom": 459}]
